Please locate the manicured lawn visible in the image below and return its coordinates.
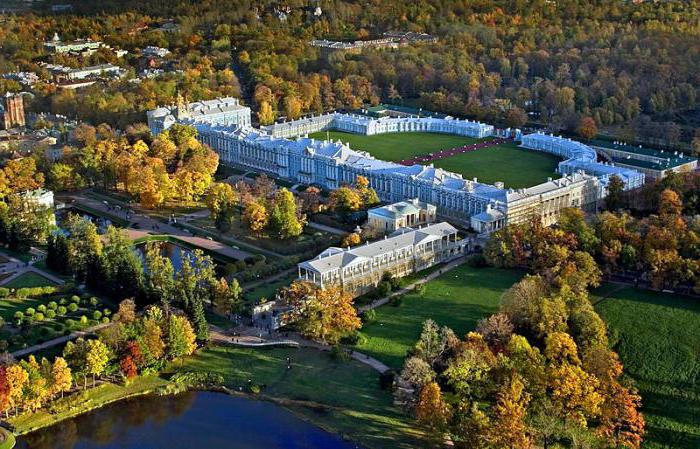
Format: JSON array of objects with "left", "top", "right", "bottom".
[
  {"left": 594, "top": 286, "right": 700, "bottom": 449},
  {"left": 433, "top": 142, "right": 562, "bottom": 188},
  {"left": 357, "top": 265, "right": 523, "bottom": 369},
  {"left": 309, "top": 130, "right": 483, "bottom": 161},
  {"left": 244, "top": 273, "right": 296, "bottom": 304},
  {"left": 175, "top": 346, "right": 428, "bottom": 449},
  {"left": 4, "top": 272, "right": 57, "bottom": 289}
]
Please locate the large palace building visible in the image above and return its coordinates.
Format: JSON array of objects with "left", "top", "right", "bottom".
[{"left": 148, "top": 98, "right": 647, "bottom": 234}]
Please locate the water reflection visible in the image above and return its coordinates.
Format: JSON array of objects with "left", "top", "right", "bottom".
[{"left": 17, "top": 392, "right": 360, "bottom": 449}]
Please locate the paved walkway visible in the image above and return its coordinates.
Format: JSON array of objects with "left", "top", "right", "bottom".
[
  {"left": 11, "top": 321, "right": 113, "bottom": 358},
  {"left": 306, "top": 221, "right": 348, "bottom": 236},
  {"left": 210, "top": 325, "right": 392, "bottom": 373},
  {"left": 0, "top": 251, "right": 66, "bottom": 287},
  {"left": 358, "top": 256, "right": 466, "bottom": 313},
  {"left": 397, "top": 137, "right": 512, "bottom": 166},
  {"left": 65, "top": 193, "right": 254, "bottom": 261}
]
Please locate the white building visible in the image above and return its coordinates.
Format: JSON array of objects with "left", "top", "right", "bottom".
[
  {"left": 368, "top": 199, "right": 437, "bottom": 232},
  {"left": 298, "top": 222, "right": 467, "bottom": 296},
  {"left": 141, "top": 46, "right": 171, "bottom": 58},
  {"left": 42, "top": 63, "right": 125, "bottom": 81},
  {"left": 147, "top": 96, "right": 251, "bottom": 135}
]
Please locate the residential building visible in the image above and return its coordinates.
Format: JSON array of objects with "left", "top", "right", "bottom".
[
  {"left": 42, "top": 63, "right": 125, "bottom": 81},
  {"left": 1, "top": 93, "right": 25, "bottom": 130},
  {"left": 298, "top": 222, "right": 467, "bottom": 296},
  {"left": 368, "top": 199, "right": 437, "bottom": 232},
  {"left": 44, "top": 33, "right": 103, "bottom": 54},
  {"left": 141, "top": 46, "right": 171, "bottom": 58}
]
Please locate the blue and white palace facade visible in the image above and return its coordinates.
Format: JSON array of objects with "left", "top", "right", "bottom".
[{"left": 147, "top": 99, "right": 645, "bottom": 233}]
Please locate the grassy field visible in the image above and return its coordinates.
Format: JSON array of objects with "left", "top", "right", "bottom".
[
  {"left": 594, "top": 286, "right": 700, "bottom": 449},
  {"left": 433, "top": 142, "right": 562, "bottom": 188},
  {"left": 3, "top": 272, "right": 57, "bottom": 289},
  {"left": 309, "top": 130, "right": 482, "bottom": 161},
  {"left": 357, "top": 265, "right": 523, "bottom": 369},
  {"left": 174, "top": 346, "right": 427, "bottom": 449}
]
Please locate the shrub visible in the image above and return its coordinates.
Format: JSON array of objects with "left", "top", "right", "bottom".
[
  {"left": 330, "top": 345, "right": 352, "bottom": 361},
  {"left": 25, "top": 308, "right": 35, "bottom": 316},
  {"left": 361, "top": 309, "right": 376, "bottom": 323},
  {"left": 379, "top": 370, "right": 396, "bottom": 391},
  {"left": 70, "top": 295, "right": 81, "bottom": 304},
  {"left": 64, "top": 319, "right": 76, "bottom": 329},
  {"left": 80, "top": 315, "right": 88, "bottom": 325},
  {"left": 48, "top": 301, "right": 58, "bottom": 310},
  {"left": 376, "top": 281, "right": 392, "bottom": 298},
  {"left": 89, "top": 297, "right": 99, "bottom": 307},
  {"left": 68, "top": 303, "right": 78, "bottom": 312},
  {"left": 57, "top": 306, "right": 67, "bottom": 315},
  {"left": 101, "top": 316, "right": 110, "bottom": 324},
  {"left": 14, "top": 311, "right": 24, "bottom": 321},
  {"left": 467, "top": 253, "right": 488, "bottom": 268},
  {"left": 59, "top": 298, "right": 67, "bottom": 306},
  {"left": 46, "top": 309, "right": 56, "bottom": 319},
  {"left": 37, "top": 304, "right": 47, "bottom": 313},
  {"left": 0, "top": 288, "right": 9, "bottom": 298},
  {"left": 388, "top": 295, "right": 403, "bottom": 307},
  {"left": 34, "top": 312, "right": 45, "bottom": 322},
  {"left": 92, "top": 311, "right": 102, "bottom": 320},
  {"left": 103, "top": 309, "right": 111, "bottom": 316}
]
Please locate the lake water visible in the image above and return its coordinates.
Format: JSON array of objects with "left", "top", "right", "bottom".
[
  {"left": 17, "top": 391, "right": 361, "bottom": 449},
  {"left": 135, "top": 241, "right": 190, "bottom": 272}
]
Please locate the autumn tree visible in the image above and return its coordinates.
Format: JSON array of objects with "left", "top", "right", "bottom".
[
  {"left": 212, "top": 277, "right": 243, "bottom": 319},
  {"left": 243, "top": 200, "right": 269, "bottom": 234},
  {"left": 340, "top": 232, "right": 362, "bottom": 248},
  {"left": 49, "top": 357, "right": 72, "bottom": 399},
  {"left": 167, "top": 314, "right": 197, "bottom": 360},
  {"left": 85, "top": 339, "right": 111, "bottom": 387},
  {"left": 295, "top": 286, "right": 361, "bottom": 344},
  {"left": 206, "top": 182, "right": 238, "bottom": 231},
  {"left": 416, "top": 381, "right": 450, "bottom": 432},
  {"left": 486, "top": 376, "right": 532, "bottom": 449},
  {"left": 576, "top": 116, "right": 598, "bottom": 140}
]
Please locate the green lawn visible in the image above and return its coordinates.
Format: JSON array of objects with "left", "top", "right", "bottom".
[
  {"left": 4, "top": 272, "right": 57, "bottom": 289},
  {"left": 244, "top": 273, "right": 296, "bottom": 304},
  {"left": 309, "top": 130, "right": 483, "bottom": 161},
  {"left": 357, "top": 265, "right": 523, "bottom": 369},
  {"left": 594, "top": 286, "right": 700, "bottom": 449},
  {"left": 433, "top": 142, "right": 562, "bottom": 188},
  {"left": 175, "top": 346, "right": 428, "bottom": 449}
]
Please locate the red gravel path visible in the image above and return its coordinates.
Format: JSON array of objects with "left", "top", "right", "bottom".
[{"left": 397, "top": 137, "right": 513, "bottom": 166}]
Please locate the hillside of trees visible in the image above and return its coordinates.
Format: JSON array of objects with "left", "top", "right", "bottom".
[{"left": 0, "top": 1, "right": 698, "bottom": 150}]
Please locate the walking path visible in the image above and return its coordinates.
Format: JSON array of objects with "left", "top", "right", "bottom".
[
  {"left": 306, "top": 220, "right": 349, "bottom": 236},
  {"left": 397, "top": 137, "right": 512, "bottom": 166},
  {"left": 358, "top": 256, "right": 466, "bottom": 313},
  {"left": 11, "top": 322, "right": 113, "bottom": 358},
  {"left": 65, "top": 193, "right": 257, "bottom": 261},
  {"left": 0, "top": 251, "right": 66, "bottom": 287}
]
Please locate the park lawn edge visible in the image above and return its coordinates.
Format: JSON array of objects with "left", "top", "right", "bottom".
[{"left": 6, "top": 346, "right": 426, "bottom": 449}]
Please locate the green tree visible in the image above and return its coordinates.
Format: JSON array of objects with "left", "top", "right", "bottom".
[
  {"left": 605, "top": 175, "right": 625, "bottom": 211},
  {"left": 167, "top": 314, "right": 197, "bottom": 360},
  {"left": 269, "top": 188, "right": 304, "bottom": 238},
  {"left": 85, "top": 339, "right": 111, "bottom": 387}
]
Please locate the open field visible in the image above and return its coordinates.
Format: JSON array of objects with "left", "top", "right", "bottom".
[
  {"left": 308, "top": 131, "right": 561, "bottom": 188},
  {"left": 433, "top": 142, "right": 562, "bottom": 188},
  {"left": 3, "top": 272, "right": 57, "bottom": 289},
  {"left": 308, "top": 130, "right": 482, "bottom": 161},
  {"left": 356, "top": 265, "right": 523, "bottom": 369},
  {"left": 175, "top": 346, "right": 427, "bottom": 449},
  {"left": 594, "top": 286, "right": 700, "bottom": 449}
]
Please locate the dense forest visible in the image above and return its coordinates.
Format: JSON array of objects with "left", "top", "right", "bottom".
[{"left": 0, "top": 0, "right": 698, "bottom": 150}]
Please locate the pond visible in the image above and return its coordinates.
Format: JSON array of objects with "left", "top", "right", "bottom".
[
  {"left": 17, "top": 391, "right": 362, "bottom": 449},
  {"left": 135, "top": 240, "right": 191, "bottom": 272}
]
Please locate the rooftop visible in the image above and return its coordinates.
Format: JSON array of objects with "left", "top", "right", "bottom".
[{"left": 299, "top": 222, "right": 457, "bottom": 274}]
